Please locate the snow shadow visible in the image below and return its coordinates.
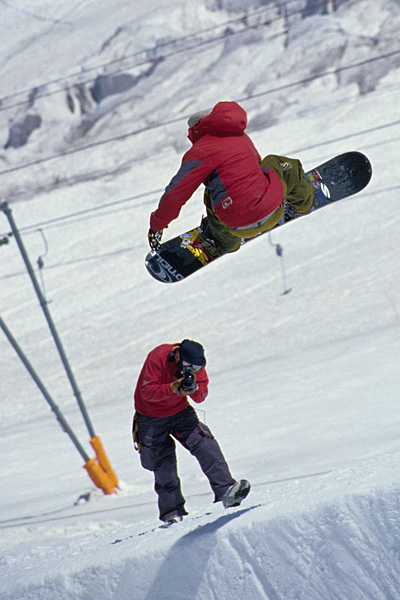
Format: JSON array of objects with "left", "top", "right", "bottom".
[
  {"left": 144, "top": 507, "right": 257, "bottom": 600},
  {"left": 114, "top": 506, "right": 258, "bottom": 600}
]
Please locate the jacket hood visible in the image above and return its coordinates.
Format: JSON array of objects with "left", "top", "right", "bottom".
[{"left": 188, "top": 101, "right": 247, "bottom": 143}]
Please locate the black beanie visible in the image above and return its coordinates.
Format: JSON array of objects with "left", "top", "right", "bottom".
[{"left": 179, "top": 339, "right": 206, "bottom": 366}]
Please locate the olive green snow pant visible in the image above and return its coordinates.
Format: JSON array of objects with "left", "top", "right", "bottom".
[{"left": 205, "top": 154, "right": 314, "bottom": 253}]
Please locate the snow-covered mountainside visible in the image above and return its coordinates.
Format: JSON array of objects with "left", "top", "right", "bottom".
[{"left": 1, "top": 0, "right": 400, "bottom": 598}]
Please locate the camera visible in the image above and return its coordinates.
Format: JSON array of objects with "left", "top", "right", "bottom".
[{"left": 179, "top": 366, "right": 197, "bottom": 393}]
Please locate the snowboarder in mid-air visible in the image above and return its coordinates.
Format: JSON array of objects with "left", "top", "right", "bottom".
[
  {"left": 132, "top": 339, "right": 250, "bottom": 525},
  {"left": 148, "top": 100, "right": 314, "bottom": 253}
]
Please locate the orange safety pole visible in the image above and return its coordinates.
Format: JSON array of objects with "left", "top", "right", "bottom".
[
  {"left": 90, "top": 436, "right": 119, "bottom": 488},
  {"left": 1, "top": 202, "right": 120, "bottom": 495},
  {"left": 84, "top": 458, "right": 117, "bottom": 495}
]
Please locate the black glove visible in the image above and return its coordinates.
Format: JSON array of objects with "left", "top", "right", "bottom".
[{"left": 148, "top": 228, "right": 163, "bottom": 251}]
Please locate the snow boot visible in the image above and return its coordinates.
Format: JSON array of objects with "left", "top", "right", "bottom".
[
  {"left": 222, "top": 479, "right": 251, "bottom": 508},
  {"left": 162, "top": 511, "right": 185, "bottom": 527}
]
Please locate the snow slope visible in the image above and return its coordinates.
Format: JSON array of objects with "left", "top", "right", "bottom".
[{"left": 1, "top": 0, "right": 400, "bottom": 598}]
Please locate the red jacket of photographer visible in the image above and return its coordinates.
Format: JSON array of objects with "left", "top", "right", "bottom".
[{"left": 134, "top": 344, "right": 209, "bottom": 418}]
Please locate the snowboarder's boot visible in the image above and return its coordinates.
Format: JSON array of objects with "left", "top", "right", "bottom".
[
  {"left": 282, "top": 200, "right": 300, "bottom": 223},
  {"left": 199, "top": 216, "right": 218, "bottom": 245}
]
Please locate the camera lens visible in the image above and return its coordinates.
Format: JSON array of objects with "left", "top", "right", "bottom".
[{"left": 180, "top": 367, "right": 196, "bottom": 393}]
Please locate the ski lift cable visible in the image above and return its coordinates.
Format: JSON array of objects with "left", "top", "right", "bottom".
[
  {"left": 0, "top": 0, "right": 317, "bottom": 110},
  {"left": 0, "top": 48, "right": 399, "bottom": 180}
]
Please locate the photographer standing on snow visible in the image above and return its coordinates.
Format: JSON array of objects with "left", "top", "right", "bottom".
[{"left": 133, "top": 339, "right": 250, "bottom": 525}]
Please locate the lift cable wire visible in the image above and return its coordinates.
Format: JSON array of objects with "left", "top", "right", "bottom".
[
  {"left": 0, "top": 117, "right": 399, "bottom": 240},
  {"left": 0, "top": 0, "right": 329, "bottom": 112},
  {"left": 0, "top": 181, "right": 398, "bottom": 284},
  {"left": 1, "top": 48, "right": 399, "bottom": 180}
]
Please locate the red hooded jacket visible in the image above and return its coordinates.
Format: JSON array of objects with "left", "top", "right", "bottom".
[
  {"left": 134, "top": 344, "right": 209, "bottom": 417},
  {"left": 150, "top": 101, "right": 284, "bottom": 232}
]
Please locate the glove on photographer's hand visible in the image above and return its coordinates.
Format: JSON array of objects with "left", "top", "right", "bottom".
[{"left": 170, "top": 379, "right": 191, "bottom": 396}]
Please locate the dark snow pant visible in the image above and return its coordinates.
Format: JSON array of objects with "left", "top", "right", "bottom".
[
  {"left": 134, "top": 406, "right": 235, "bottom": 521},
  {"left": 204, "top": 154, "right": 314, "bottom": 252}
]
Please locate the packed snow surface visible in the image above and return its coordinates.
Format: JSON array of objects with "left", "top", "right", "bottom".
[{"left": 1, "top": 0, "right": 400, "bottom": 598}]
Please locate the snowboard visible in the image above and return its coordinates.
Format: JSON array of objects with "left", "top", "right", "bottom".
[{"left": 145, "top": 151, "right": 372, "bottom": 283}]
